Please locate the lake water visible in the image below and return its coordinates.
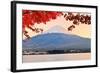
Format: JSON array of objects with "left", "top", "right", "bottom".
[{"left": 22, "top": 53, "right": 91, "bottom": 63}]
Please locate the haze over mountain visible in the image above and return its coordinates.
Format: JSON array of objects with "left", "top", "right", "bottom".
[{"left": 43, "top": 25, "right": 69, "bottom": 34}]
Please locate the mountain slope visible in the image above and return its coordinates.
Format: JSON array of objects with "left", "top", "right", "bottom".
[{"left": 23, "top": 33, "right": 91, "bottom": 52}]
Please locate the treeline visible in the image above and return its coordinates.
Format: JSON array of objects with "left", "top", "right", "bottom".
[{"left": 23, "top": 49, "right": 91, "bottom": 55}]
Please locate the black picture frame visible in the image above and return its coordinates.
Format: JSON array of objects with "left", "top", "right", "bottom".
[{"left": 11, "top": 1, "right": 98, "bottom": 72}]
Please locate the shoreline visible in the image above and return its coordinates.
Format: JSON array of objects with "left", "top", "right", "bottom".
[{"left": 22, "top": 53, "right": 91, "bottom": 63}]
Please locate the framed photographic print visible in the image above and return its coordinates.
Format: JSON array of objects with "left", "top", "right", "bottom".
[{"left": 11, "top": 1, "right": 98, "bottom": 72}]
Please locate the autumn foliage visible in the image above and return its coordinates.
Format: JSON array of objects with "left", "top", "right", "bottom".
[
  {"left": 64, "top": 12, "right": 91, "bottom": 31},
  {"left": 22, "top": 10, "right": 91, "bottom": 39},
  {"left": 22, "top": 10, "right": 62, "bottom": 38}
]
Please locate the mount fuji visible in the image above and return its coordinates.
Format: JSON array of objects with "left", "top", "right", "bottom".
[{"left": 23, "top": 32, "right": 91, "bottom": 52}]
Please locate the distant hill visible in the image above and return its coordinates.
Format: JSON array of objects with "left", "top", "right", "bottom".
[{"left": 23, "top": 33, "right": 91, "bottom": 52}]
